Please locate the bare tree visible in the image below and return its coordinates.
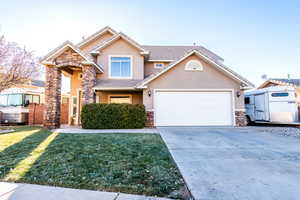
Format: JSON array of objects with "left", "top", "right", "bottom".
[{"left": 0, "top": 36, "right": 41, "bottom": 92}]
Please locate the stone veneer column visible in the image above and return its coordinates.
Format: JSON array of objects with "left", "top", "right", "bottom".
[
  {"left": 82, "top": 65, "right": 96, "bottom": 104},
  {"left": 43, "top": 66, "right": 62, "bottom": 129},
  {"left": 235, "top": 111, "right": 247, "bottom": 126},
  {"left": 145, "top": 111, "right": 154, "bottom": 127}
]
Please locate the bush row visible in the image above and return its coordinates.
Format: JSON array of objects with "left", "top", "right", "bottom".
[{"left": 81, "top": 103, "right": 146, "bottom": 129}]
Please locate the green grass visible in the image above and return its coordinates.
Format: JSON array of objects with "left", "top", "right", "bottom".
[{"left": 0, "top": 127, "right": 184, "bottom": 198}]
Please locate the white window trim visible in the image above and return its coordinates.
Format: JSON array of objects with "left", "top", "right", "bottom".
[
  {"left": 108, "top": 55, "right": 133, "bottom": 79},
  {"left": 185, "top": 60, "right": 203, "bottom": 71},
  {"left": 108, "top": 94, "right": 132, "bottom": 104},
  {"left": 154, "top": 63, "right": 164, "bottom": 69}
]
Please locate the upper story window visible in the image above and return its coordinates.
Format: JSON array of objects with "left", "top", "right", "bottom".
[
  {"left": 154, "top": 63, "right": 164, "bottom": 69},
  {"left": 109, "top": 56, "right": 132, "bottom": 78},
  {"left": 185, "top": 60, "right": 203, "bottom": 71}
]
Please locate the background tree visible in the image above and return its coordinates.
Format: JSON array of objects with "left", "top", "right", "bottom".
[{"left": 0, "top": 36, "right": 41, "bottom": 92}]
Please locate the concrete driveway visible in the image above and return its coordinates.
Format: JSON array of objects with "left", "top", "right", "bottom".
[{"left": 159, "top": 127, "right": 300, "bottom": 200}]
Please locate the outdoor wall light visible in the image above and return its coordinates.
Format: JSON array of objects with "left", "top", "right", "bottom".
[
  {"left": 236, "top": 91, "right": 241, "bottom": 98},
  {"left": 147, "top": 90, "right": 151, "bottom": 97}
]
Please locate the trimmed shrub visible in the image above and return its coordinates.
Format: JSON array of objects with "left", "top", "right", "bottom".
[{"left": 81, "top": 103, "right": 147, "bottom": 129}]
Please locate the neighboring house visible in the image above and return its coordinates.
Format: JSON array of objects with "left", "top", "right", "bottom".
[
  {"left": 0, "top": 80, "right": 45, "bottom": 123},
  {"left": 259, "top": 78, "right": 300, "bottom": 105},
  {"left": 41, "top": 26, "right": 254, "bottom": 128}
]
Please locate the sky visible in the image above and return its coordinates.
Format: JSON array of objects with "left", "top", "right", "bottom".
[{"left": 1, "top": 0, "right": 299, "bottom": 87}]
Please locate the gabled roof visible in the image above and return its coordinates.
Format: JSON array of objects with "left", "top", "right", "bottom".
[
  {"left": 41, "top": 41, "right": 103, "bottom": 72},
  {"left": 91, "top": 32, "right": 149, "bottom": 54},
  {"left": 136, "top": 49, "right": 254, "bottom": 89},
  {"left": 77, "top": 26, "right": 118, "bottom": 48},
  {"left": 259, "top": 78, "right": 300, "bottom": 89},
  {"left": 142, "top": 45, "right": 224, "bottom": 63}
]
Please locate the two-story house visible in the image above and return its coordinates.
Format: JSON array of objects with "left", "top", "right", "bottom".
[{"left": 41, "top": 26, "right": 254, "bottom": 128}]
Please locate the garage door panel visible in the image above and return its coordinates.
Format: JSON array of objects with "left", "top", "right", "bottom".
[{"left": 155, "top": 91, "right": 233, "bottom": 126}]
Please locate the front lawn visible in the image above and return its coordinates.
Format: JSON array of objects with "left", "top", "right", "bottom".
[{"left": 0, "top": 127, "right": 184, "bottom": 198}]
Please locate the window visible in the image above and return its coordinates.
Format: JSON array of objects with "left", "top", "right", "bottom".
[
  {"left": 72, "top": 97, "right": 77, "bottom": 117},
  {"left": 78, "top": 73, "right": 83, "bottom": 80},
  {"left": 24, "top": 94, "right": 40, "bottom": 105},
  {"left": 271, "top": 92, "right": 289, "bottom": 97},
  {"left": 154, "top": 63, "right": 164, "bottom": 68},
  {"left": 33, "top": 95, "right": 40, "bottom": 104},
  {"left": 185, "top": 60, "right": 203, "bottom": 71},
  {"left": 62, "top": 97, "right": 69, "bottom": 104},
  {"left": 0, "top": 95, "right": 8, "bottom": 106},
  {"left": 109, "top": 95, "right": 132, "bottom": 104},
  {"left": 25, "top": 94, "right": 32, "bottom": 104},
  {"left": 245, "top": 97, "right": 250, "bottom": 104},
  {"left": 110, "top": 56, "right": 131, "bottom": 78},
  {"left": 7, "top": 94, "right": 23, "bottom": 106}
]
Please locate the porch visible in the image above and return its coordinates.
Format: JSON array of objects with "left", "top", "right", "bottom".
[{"left": 69, "top": 79, "right": 144, "bottom": 126}]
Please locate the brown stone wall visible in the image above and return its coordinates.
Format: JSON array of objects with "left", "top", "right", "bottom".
[
  {"left": 235, "top": 111, "right": 247, "bottom": 126},
  {"left": 146, "top": 111, "right": 154, "bottom": 128},
  {"left": 82, "top": 65, "right": 96, "bottom": 104},
  {"left": 43, "top": 66, "right": 62, "bottom": 129},
  {"left": 55, "top": 48, "right": 84, "bottom": 66},
  {"left": 30, "top": 103, "right": 69, "bottom": 125}
]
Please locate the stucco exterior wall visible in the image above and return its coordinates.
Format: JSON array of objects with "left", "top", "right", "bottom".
[
  {"left": 96, "top": 38, "right": 144, "bottom": 80},
  {"left": 70, "top": 71, "right": 82, "bottom": 96},
  {"left": 143, "top": 55, "right": 244, "bottom": 110},
  {"left": 96, "top": 91, "right": 143, "bottom": 104},
  {"left": 144, "top": 62, "right": 171, "bottom": 77},
  {"left": 80, "top": 32, "right": 114, "bottom": 53}
]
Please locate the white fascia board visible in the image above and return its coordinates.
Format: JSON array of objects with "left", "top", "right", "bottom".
[
  {"left": 77, "top": 26, "right": 117, "bottom": 47},
  {"left": 92, "top": 33, "right": 147, "bottom": 54}
]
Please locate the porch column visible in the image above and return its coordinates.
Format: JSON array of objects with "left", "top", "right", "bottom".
[
  {"left": 43, "top": 65, "right": 62, "bottom": 129},
  {"left": 82, "top": 65, "right": 96, "bottom": 104}
]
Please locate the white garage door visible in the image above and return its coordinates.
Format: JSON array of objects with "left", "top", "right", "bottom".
[{"left": 155, "top": 90, "right": 233, "bottom": 126}]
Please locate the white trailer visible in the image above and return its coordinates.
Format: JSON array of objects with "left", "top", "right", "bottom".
[{"left": 245, "top": 86, "right": 299, "bottom": 124}]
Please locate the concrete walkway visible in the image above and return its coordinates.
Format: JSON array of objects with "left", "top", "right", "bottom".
[
  {"left": 54, "top": 125, "right": 158, "bottom": 134},
  {"left": 0, "top": 182, "right": 170, "bottom": 200}
]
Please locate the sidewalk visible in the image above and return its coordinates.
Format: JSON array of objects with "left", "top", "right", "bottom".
[
  {"left": 0, "top": 182, "right": 171, "bottom": 200},
  {"left": 54, "top": 125, "right": 159, "bottom": 134}
]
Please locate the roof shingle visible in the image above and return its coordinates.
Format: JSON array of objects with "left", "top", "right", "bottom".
[{"left": 141, "top": 45, "right": 223, "bottom": 63}]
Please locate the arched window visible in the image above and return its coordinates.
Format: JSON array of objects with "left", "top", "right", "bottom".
[{"left": 185, "top": 60, "right": 203, "bottom": 71}]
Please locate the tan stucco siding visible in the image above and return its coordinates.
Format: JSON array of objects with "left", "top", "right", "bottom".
[
  {"left": 80, "top": 32, "right": 114, "bottom": 53},
  {"left": 143, "top": 55, "right": 244, "bottom": 110},
  {"left": 144, "top": 62, "right": 171, "bottom": 77},
  {"left": 70, "top": 71, "right": 82, "bottom": 96},
  {"left": 97, "top": 39, "right": 144, "bottom": 80},
  {"left": 96, "top": 91, "right": 143, "bottom": 104}
]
